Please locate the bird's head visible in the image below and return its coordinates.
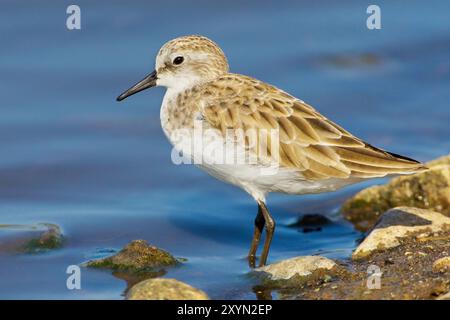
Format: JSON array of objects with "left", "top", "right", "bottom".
[{"left": 117, "top": 35, "right": 229, "bottom": 101}]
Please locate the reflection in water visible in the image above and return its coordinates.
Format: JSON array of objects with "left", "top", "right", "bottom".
[{"left": 113, "top": 270, "right": 167, "bottom": 296}]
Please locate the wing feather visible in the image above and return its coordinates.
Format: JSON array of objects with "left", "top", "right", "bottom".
[{"left": 199, "top": 74, "right": 425, "bottom": 180}]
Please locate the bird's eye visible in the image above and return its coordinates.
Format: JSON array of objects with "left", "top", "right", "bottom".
[{"left": 173, "top": 56, "right": 184, "bottom": 65}]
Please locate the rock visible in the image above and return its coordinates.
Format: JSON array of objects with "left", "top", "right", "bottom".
[
  {"left": 256, "top": 226, "right": 450, "bottom": 300},
  {"left": 288, "top": 214, "right": 331, "bottom": 233},
  {"left": 290, "top": 214, "right": 331, "bottom": 227},
  {"left": 251, "top": 256, "right": 351, "bottom": 300},
  {"left": 86, "top": 240, "right": 177, "bottom": 273},
  {"left": 254, "top": 206, "right": 450, "bottom": 299},
  {"left": 352, "top": 207, "right": 450, "bottom": 260},
  {"left": 437, "top": 291, "right": 450, "bottom": 300},
  {"left": 428, "top": 154, "right": 450, "bottom": 167},
  {"left": 255, "top": 256, "right": 337, "bottom": 281},
  {"left": 126, "top": 278, "right": 209, "bottom": 300},
  {"left": 23, "top": 223, "right": 64, "bottom": 253},
  {"left": 342, "top": 154, "right": 450, "bottom": 231},
  {"left": 0, "top": 223, "right": 63, "bottom": 254},
  {"left": 432, "top": 257, "right": 450, "bottom": 273}
]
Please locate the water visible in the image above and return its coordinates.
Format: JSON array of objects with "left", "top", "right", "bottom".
[{"left": 0, "top": 0, "right": 449, "bottom": 299}]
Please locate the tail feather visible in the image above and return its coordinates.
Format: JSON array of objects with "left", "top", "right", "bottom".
[{"left": 339, "top": 143, "right": 428, "bottom": 179}]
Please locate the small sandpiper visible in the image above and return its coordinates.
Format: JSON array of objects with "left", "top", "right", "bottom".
[{"left": 117, "top": 35, "right": 426, "bottom": 268}]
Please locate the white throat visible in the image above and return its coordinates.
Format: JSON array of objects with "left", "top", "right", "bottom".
[{"left": 156, "top": 73, "right": 201, "bottom": 94}]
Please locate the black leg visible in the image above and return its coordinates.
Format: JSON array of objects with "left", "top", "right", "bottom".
[
  {"left": 248, "top": 204, "right": 265, "bottom": 268},
  {"left": 258, "top": 201, "right": 275, "bottom": 267}
]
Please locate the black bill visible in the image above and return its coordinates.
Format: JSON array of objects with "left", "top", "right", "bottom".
[{"left": 116, "top": 70, "right": 157, "bottom": 101}]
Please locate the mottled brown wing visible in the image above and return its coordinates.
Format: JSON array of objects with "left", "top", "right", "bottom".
[{"left": 200, "top": 74, "right": 425, "bottom": 180}]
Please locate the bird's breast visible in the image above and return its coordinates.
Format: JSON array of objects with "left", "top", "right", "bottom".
[{"left": 161, "top": 89, "right": 197, "bottom": 141}]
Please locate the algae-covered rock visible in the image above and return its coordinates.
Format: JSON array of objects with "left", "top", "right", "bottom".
[
  {"left": 255, "top": 256, "right": 337, "bottom": 281},
  {"left": 342, "top": 154, "right": 450, "bottom": 231},
  {"left": 86, "top": 240, "right": 177, "bottom": 273},
  {"left": 126, "top": 278, "right": 209, "bottom": 300},
  {"left": 0, "top": 223, "right": 64, "bottom": 254},
  {"left": 23, "top": 223, "right": 64, "bottom": 253},
  {"left": 352, "top": 207, "right": 450, "bottom": 260}
]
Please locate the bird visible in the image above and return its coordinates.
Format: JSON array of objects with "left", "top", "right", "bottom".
[{"left": 116, "top": 35, "right": 426, "bottom": 268}]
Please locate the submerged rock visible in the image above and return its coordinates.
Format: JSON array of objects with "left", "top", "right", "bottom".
[
  {"left": 86, "top": 240, "right": 178, "bottom": 273},
  {"left": 342, "top": 154, "right": 450, "bottom": 231},
  {"left": 288, "top": 214, "right": 331, "bottom": 233},
  {"left": 255, "top": 256, "right": 337, "bottom": 281},
  {"left": 319, "top": 53, "right": 382, "bottom": 68},
  {"left": 352, "top": 207, "right": 450, "bottom": 260},
  {"left": 126, "top": 278, "right": 209, "bottom": 300},
  {"left": 0, "top": 223, "right": 64, "bottom": 254},
  {"left": 23, "top": 223, "right": 64, "bottom": 253}
]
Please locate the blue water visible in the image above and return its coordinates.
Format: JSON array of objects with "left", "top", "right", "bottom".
[{"left": 0, "top": 0, "right": 449, "bottom": 299}]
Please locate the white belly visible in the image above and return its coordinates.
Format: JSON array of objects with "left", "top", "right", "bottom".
[{"left": 197, "top": 161, "right": 361, "bottom": 202}]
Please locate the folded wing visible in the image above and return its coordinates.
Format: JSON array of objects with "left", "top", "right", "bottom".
[{"left": 200, "top": 74, "right": 426, "bottom": 180}]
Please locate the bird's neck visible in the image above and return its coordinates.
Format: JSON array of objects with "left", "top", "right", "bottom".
[{"left": 160, "top": 85, "right": 201, "bottom": 139}]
